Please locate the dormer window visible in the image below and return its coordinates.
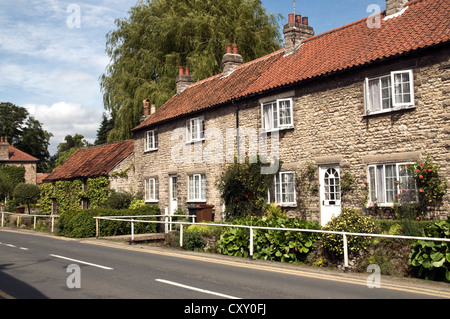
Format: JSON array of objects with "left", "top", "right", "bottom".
[{"left": 365, "top": 70, "right": 414, "bottom": 115}]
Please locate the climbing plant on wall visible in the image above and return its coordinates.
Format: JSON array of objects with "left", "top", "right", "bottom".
[
  {"left": 40, "top": 177, "right": 110, "bottom": 214},
  {"left": 85, "top": 177, "right": 110, "bottom": 208},
  {"left": 55, "top": 180, "right": 84, "bottom": 214},
  {"left": 39, "top": 182, "right": 54, "bottom": 215}
]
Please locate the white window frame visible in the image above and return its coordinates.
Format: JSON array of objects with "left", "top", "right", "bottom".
[
  {"left": 365, "top": 70, "right": 414, "bottom": 115},
  {"left": 261, "top": 98, "right": 294, "bottom": 131},
  {"left": 144, "top": 177, "right": 159, "bottom": 203},
  {"left": 144, "top": 130, "right": 158, "bottom": 152},
  {"left": 188, "top": 174, "right": 206, "bottom": 202},
  {"left": 186, "top": 116, "right": 205, "bottom": 143},
  {"left": 268, "top": 171, "right": 296, "bottom": 206},
  {"left": 367, "top": 162, "right": 416, "bottom": 207}
]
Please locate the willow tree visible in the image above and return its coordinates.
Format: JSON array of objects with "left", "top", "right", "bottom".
[{"left": 101, "top": 0, "right": 282, "bottom": 142}]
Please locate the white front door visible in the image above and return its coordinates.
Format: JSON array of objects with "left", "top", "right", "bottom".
[
  {"left": 319, "top": 166, "right": 341, "bottom": 227},
  {"left": 169, "top": 175, "right": 178, "bottom": 215}
]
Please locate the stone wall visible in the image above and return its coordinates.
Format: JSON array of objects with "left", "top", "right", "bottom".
[
  {"left": 133, "top": 46, "right": 450, "bottom": 222},
  {"left": 109, "top": 154, "right": 137, "bottom": 195}
]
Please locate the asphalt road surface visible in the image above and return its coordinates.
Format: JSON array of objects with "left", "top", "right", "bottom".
[{"left": 1, "top": 228, "right": 449, "bottom": 305}]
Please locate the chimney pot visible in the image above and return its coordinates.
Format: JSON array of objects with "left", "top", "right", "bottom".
[
  {"left": 185, "top": 67, "right": 190, "bottom": 76},
  {"left": 302, "top": 17, "right": 308, "bottom": 26},
  {"left": 295, "top": 15, "right": 302, "bottom": 24},
  {"left": 232, "top": 44, "right": 239, "bottom": 55},
  {"left": 226, "top": 44, "right": 233, "bottom": 54},
  {"left": 288, "top": 13, "right": 294, "bottom": 23},
  {"left": 143, "top": 99, "right": 150, "bottom": 117},
  {"left": 178, "top": 66, "right": 184, "bottom": 76}
]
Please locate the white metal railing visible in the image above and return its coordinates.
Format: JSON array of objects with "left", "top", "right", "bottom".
[
  {"left": 94, "top": 214, "right": 196, "bottom": 240},
  {"left": 1, "top": 212, "right": 59, "bottom": 233},
  {"left": 93, "top": 215, "right": 450, "bottom": 271}
]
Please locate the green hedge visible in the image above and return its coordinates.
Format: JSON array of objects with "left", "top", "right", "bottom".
[{"left": 57, "top": 205, "right": 160, "bottom": 238}]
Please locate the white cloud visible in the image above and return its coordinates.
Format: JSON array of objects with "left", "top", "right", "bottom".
[{"left": 25, "top": 102, "right": 103, "bottom": 154}]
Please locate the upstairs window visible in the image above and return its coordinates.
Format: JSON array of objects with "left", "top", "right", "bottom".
[
  {"left": 365, "top": 70, "right": 414, "bottom": 114},
  {"left": 144, "top": 130, "right": 158, "bottom": 152},
  {"left": 261, "top": 98, "right": 294, "bottom": 131},
  {"left": 186, "top": 116, "right": 205, "bottom": 143}
]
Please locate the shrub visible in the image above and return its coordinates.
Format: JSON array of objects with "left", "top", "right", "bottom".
[
  {"left": 216, "top": 155, "right": 276, "bottom": 221},
  {"left": 57, "top": 205, "right": 160, "bottom": 238},
  {"left": 13, "top": 183, "right": 40, "bottom": 214},
  {"left": 408, "top": 217, "right": 450, "bottom": 282},
  {"left": 217, "top": 216, "right": 321, "bottom": 263},
  {"left": 321, "top": 208, "right": 379, "bottom": 259},
  {"left": 101, "top": 190, "right": 135, "bottom": 209},
  {"left": 182, "top": 224, "right": 222, "bottom": 252}
]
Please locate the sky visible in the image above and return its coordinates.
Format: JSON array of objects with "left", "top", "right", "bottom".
[{"left": 0, "top": 0, "right": 386, "bottom": 155}]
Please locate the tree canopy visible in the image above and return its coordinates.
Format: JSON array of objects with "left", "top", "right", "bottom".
[
  {"left": 101, "top": 0, "right": 282, "bottom": 142},
  {"left": 0, "top": 102, "right": 53, "bottom": 172}
]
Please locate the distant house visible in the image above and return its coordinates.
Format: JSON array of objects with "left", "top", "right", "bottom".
[
  {"left": 0, "top": 137, "right": 38, "bottom": 185},
  {"left": 43, "top": 140, "right": 135, "bottom": 211}
]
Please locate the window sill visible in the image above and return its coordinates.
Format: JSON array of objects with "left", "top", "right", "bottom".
[
  {"left": 145, "top": 200, "right": 159, "bottom": 204},
  {"left": 187, "top": 200, "right": 207, "bottom": 203},
  {"left": 144, "top": 148, "right": 158, "bottom": 154},
  {"left": 260, "top": 126, "right": 294, "bottom": 134},
  {"left": 363, "top": 105, "right": 415, "bottom": 118},
  {"left": 186, "top": 138, "right": 206, "bottom": 145},
  {"left": 277, "top": 203, "right": 297, "bottom": 208}
]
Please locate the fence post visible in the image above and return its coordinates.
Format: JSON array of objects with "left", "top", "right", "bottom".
[
  {"left": 131, "top": 221, "right": 135, "bottom": 242},
  {"left": 34, "top": 216, "right": 37, "bottom": 230},
  {"left": 1, "top": 212, "right": 4, "bottom": 227},
  {"left": 96, "top": 218, "right": 99, "bottom": 238},
  {"left": 343, "top": 233, "right": 349, "bottom": 272},
  {"left": 249, "top": 227, "right": 254, "bottom": 259},
  {"left": 180, "top": 223, "right": 184, "bottom": 248},
  {"left": 51, "top": 216, "right": 55, "bottom": 233}
]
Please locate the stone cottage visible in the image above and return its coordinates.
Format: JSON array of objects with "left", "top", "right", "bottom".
[
  {"left": 43, "top": 140, "right": 135, "bottom": 211},
  {"left": 0, "top": 136, "right": 38, "bottom": 185},
  {"left": 131, "top": 0, "right": 450, "bottom": 225}
]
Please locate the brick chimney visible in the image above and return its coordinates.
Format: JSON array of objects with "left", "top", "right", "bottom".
[
  {"left": 0, "top": 137, "right": 10, "bottom": 161},
  {"left": 283, "top": 13, "right": 314, "bottom": 55},
  {"left": 386, "top": 0, "right": 408, "bottom": 16},
  {"left": 222, "top": 44, "right": 243, "bottom": 75},
  {"left": 140, "top": 99, "right": 156, "bottom": 123},
  {"left": 176, "top": 66, "right": 194, "bottom": 94}
]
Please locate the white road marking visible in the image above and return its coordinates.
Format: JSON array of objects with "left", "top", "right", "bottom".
[
  {"left": 19, "top": 247, "right": 29, "bottom": 251},
  {"left": 155, "top": 279, "right": 241, "bottom": 299},
  {"left": 49, "top": 254, "right": 114, "bottom": 270},
  {"left": 4, "top": 244, "right": 16, "bottom": 248}
]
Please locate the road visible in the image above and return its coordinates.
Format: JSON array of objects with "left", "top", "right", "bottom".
[{"left": 1, "top": 228, "right": 450, "bottom": 305}]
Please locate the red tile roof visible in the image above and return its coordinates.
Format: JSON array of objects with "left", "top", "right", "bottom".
[
  {"left": 44, "top": 140, "right": 134, "bottom": 182},
  {"left": 6, "top": 145, "right": 38, "bottom": 162},
  {"left": 133, "top": 0, "right": 450, "bottom": 132}
]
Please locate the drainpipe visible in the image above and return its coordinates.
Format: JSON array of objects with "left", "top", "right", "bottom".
[{"left": 233, "top": 100, "right": 240, "bottom": 159}]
